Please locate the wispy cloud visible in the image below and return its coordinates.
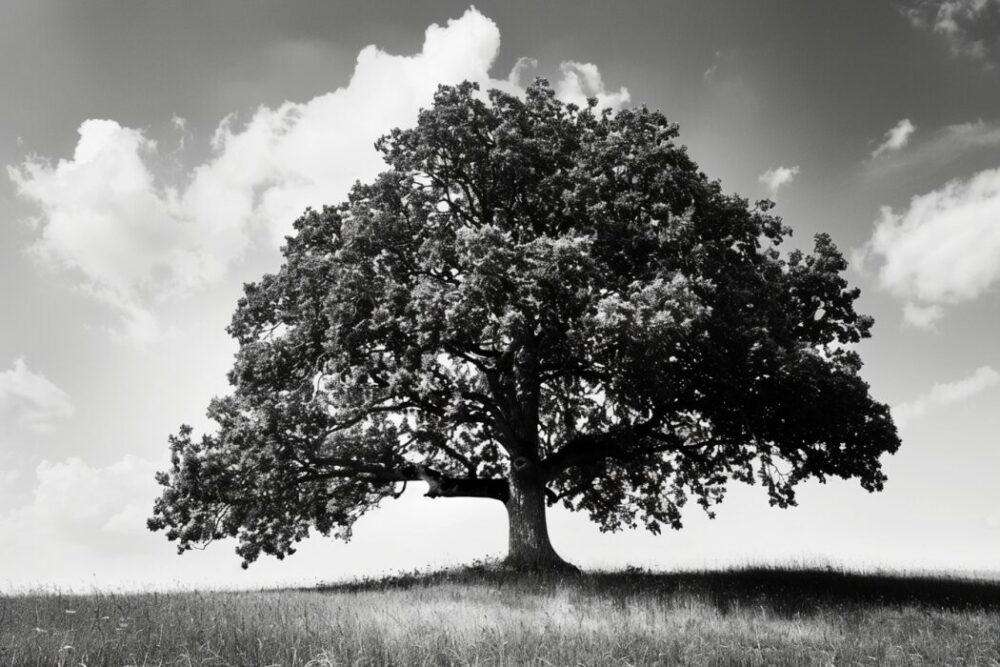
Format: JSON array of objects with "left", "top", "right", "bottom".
[
  {"left": 901, "top": 0, "right": 1000, "bottom": 65},
  {"left": 856, "top": 166, "right": 1000, "bottom": 326},
  {"left": 7, "top": 8, "right": 628, "bottom": 342},
  {"left": 901, "top": 302, "right": 945, "bottom": 329},
  {"left": 0, "top": 358, "right": 74, "bottom": 433},
  {"left": 893, "top": 365, "right": 1000, "bottom": 426},
  {"left": 867, "top": 118, "right": 1000, "bottom": 174},
  {"left": 758, "top": 165, "right": 800, "bottom": 197},
  {"left": 703, "top": 48, "right": 741, "bottom": 85},
  {"left": 871, "top": 118, "right": 916, "bottom": 159}
]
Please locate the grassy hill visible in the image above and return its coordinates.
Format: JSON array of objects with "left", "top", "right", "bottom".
[{"left": 4, "top": 565, "right": 1000, "bottom": 665}]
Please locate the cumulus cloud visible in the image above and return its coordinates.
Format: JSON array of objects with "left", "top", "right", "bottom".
[
  {"left": 554, "top": 61, "right": 630, "bottom": 110},
  {"left": 871, "top": 118, "right": 917, "bottom": 159},
  {"left": 507, "top": 56, "right": 538, "bottom": 87},
  {"left": 858, "top": 167, "right": 1000, "bottom": 326},
  {"left": 901, "top": 0, "right": 1000, "bottom": 63},
  {"left": 0, "top": 455, "right": 159, "bottom": 547},
  {"left": 758, "top": 165, "right": 800, "bottom": 197},
  {"left": 8, "top": 121, "right": 225, "bottom": 341},
  {"left": 893, "top": 365, "right": 1000, "bottom": 426},
  {"left": 0, "top": 455, "right": 170, "bottom": 589},
  {"left": 0, "top": 358, "right": 74, "bottom": 433},
  {"left": 8, "top": 8, "right": 628, "bottom": 341}
]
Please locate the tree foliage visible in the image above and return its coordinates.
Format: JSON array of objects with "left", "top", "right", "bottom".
[{"left": 149, "top": 80, "right": 900, "bottom": 567}]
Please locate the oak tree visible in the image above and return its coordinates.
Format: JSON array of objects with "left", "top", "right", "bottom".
[{"left": 149, "top": 80, "right": 900, "bottom": 571}]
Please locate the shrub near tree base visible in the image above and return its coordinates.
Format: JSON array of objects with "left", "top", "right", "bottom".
[{"left": 148, "top": 80, "right": 900, "bottom": 572}]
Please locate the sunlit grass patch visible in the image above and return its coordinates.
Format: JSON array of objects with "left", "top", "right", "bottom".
[{"left": 3, "top": 565, "right": 1000, "bottom": 665}]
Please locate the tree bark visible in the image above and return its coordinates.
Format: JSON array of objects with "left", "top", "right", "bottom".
[{"left": 503, "top": 458, "right": 576, "bottom": 572}]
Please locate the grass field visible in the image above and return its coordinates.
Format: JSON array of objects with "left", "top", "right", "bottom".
[{"left": 3, "top": 565, "right": 1000, "bottom": 665}]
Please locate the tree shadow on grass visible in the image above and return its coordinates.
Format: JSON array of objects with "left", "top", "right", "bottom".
[{"left": 312, "top": 563, "right": 1000, "bottom": 617}]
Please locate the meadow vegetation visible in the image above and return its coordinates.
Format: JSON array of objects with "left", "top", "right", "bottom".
[{"left": 3, "top": 565, "right": 1000, "bottom": 665}]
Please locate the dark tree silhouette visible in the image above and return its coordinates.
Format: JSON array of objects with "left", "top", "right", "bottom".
[{"left": 148, "top": 80, "right": 900, "bottom": 571}]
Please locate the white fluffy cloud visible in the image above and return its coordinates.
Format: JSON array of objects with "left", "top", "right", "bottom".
[
  {"left": 555, "top": 61, "right": 630, "bottom": 110},
  {"left": 8, "top": 121, "right": 227, "bottom": 341},
  {"left": 0, "top": 455, "right": 159, "bottom": 547},
  {"left": 8, "top": 8, "right": 628, "bottom": 341},
  {"left": 859, "top": 166, "right": 1000, "bottom": 326},
  {"left": 758, "top": 165, "right": 800, "bottom": 197},
  {"left": 871, "top": 118, "right": 916, "bottom": 159},
  {"left": 0, "top": 358, "right": 74, "bottom": 433},
  {"left": 893, "top": 365, "right": 1000, "bottom": 426}
]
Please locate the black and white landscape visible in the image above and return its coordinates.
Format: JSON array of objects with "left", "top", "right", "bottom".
[{"left": 2, "top": 4, "right": 1000, "bottom": 661}]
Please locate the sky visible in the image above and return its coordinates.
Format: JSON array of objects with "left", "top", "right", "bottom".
[{"left": 1, "top": 0, "right": 1000, "bottom": 591}]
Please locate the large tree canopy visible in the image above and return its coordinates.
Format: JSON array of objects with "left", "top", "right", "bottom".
[{"left": 149, "top": 80, "right": 899, "bottom": 570}]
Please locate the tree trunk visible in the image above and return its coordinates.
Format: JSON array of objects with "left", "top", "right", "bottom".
[{"left": 503, "top": 460, "right": 577, "bottom": 573}]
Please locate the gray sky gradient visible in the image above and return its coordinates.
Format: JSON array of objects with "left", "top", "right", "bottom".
[{"left": 2, "top": 0, "right": 999, "bottom": 590}]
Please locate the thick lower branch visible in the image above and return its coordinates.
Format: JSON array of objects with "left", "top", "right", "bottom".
[
  {"left": 300, "top": 456, "right": 509, "bottom": 502},
  {"left": 422, "top": 475, "right": 509, "bottom": 502},
  {"left": 541, "top": 428, "right": 683, "bottom": 481}
]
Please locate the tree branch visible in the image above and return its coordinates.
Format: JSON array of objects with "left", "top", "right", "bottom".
[
  {"left": 421, "top": 473, "right": 509, "bottom": 502},
  {"left": 299, "top": 454, "right": 507, "bottom": 501},
  {"left": 540, "top": 427, "right": 684, "bottom": 481},
  {"left": 433, "top": 441, "right": 479, "bottom": 478}
]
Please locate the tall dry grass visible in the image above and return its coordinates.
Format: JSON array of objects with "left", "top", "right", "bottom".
[{"left": 3, "top": 565, "right": 1000, "bottom": 665}]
